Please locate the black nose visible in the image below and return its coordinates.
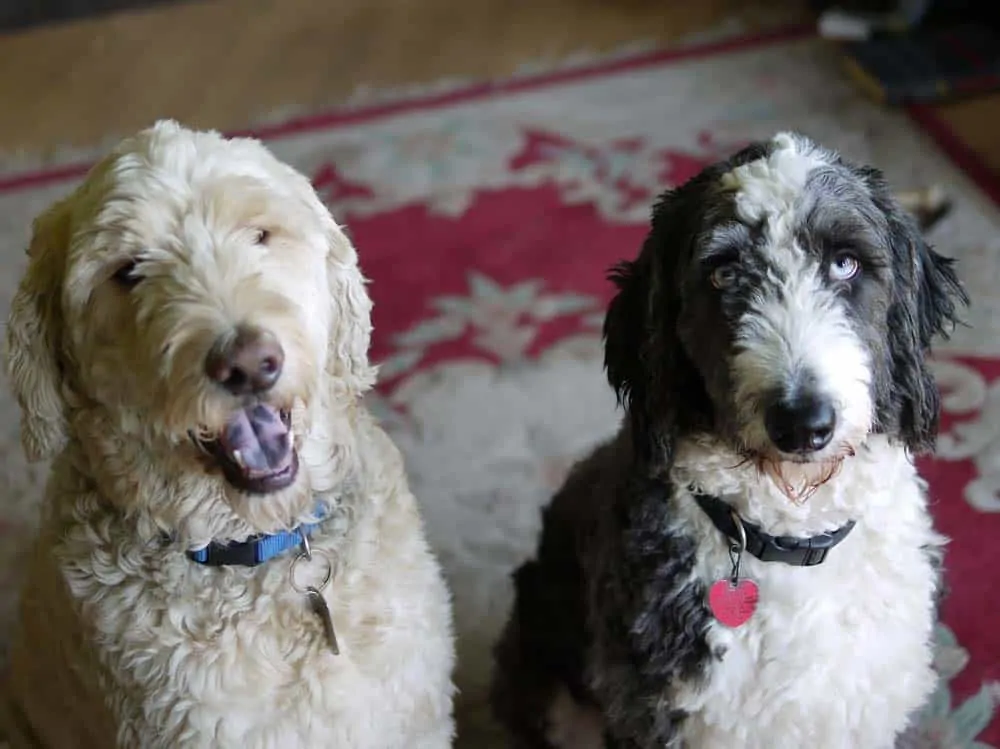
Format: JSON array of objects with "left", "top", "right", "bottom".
[
  {"left": 764, "top": 393, "right": 836, "bottom": 454},
  {"left": 205, "top": 325, "right": 284, "bottom": 395}
]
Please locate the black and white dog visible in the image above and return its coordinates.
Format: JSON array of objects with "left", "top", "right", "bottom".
[{"left": 490, "top": 132, "right": 967, "bottom": 749}]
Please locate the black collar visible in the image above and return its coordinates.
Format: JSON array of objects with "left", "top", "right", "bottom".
[{"left": 692, "top": 490, "right": 856, "bottom": 567}]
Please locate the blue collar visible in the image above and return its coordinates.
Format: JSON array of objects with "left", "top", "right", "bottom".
[{"left": 187, "top": 505, "right": 328, "bottom": 567}]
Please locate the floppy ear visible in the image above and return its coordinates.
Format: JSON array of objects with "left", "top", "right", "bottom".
[
  {"left": 603, "top": 192, "right": 704, "bottom": 469},
  {"left": 604, "top": 255, "right": 665, "bottom": 467},
  {"left": 279, "top": 154, "right": 377, "bottom": 399},
  {"left": 884, "top": 207, "right": 967, "bottom": 453},
  {"left": 5, "top": 199, "right": 72, "bottom": 462},
  {"left": 323, "top": 221, "right": 376, "bottom": 398}
]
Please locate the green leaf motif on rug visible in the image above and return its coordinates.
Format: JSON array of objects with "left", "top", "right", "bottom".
[{"left": 899, "top": 623, "right": 999, "bottom": 748}]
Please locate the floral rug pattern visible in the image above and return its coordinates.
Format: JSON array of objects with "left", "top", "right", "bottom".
[{"left": 0, "top": 32, "right": 997, "bottom": 746}]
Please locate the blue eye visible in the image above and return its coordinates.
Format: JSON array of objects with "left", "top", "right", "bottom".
[{"left": 829, "top": 252, "right": 861, "bottom": 282}]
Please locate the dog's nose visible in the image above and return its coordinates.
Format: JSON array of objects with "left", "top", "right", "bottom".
[
  {"left": 205, "top": 325, "right": 284, "bottom": 395},
  {"left": 764, "top": 394, "right": 836, "bottom": 454}
]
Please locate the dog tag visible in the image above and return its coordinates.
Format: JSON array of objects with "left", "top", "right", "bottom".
[
  {"left": 708, "top": 578, "right": 759, "bottom": 628},
  {"left": 708, "top": 510, "right": 758, "bottom": 628},
  {"left": 305, "top": 586, "right": 340, "bottom": 655}
]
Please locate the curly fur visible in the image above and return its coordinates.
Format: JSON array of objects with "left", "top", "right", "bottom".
[
  {"left": 0, "top": 120, "right": 455, "bottom": 748},
  {"left": 491, "top": 133, "right": 967, "bottom": 749}
]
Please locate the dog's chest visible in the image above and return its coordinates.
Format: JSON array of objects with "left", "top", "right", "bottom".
[
  {"left": 668, "top": 452, "right": 939, "bottom": 748},
  {"left": 60, "top": 515, "right": 452, "bottom": 748},
  {"left": 118, "top": 547, "right": 395, "bottom": 741}
]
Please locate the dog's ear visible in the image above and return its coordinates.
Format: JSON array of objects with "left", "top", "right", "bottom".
[
  {"left": 5, "top": 199, "right": 72, "bottom": 462},
  {"left": 603, "top": 257, "right": 648, "bottom": 420},
  {"left": 284, "top": 160, "right": 376, "bottom": 399},
  {"left": 884, "top": 207, "right": 967, "bottom": 453},
  {"left": 604, "top": 255, "right": 668, "bottom": 468},
  {"left": 604, "top": 192, "right": 703, "bottom": 469},
  {"left": 323, "top": 221, "right": 376, "bottom": 398}
]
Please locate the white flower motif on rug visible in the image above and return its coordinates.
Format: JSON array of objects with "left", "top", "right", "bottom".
[
  {"left": 377, "top": 271, "right": 599, "bottom": 380},
  {"left": 508, "top": 128, "right": 746, "bottom": 221},
  {"left": 930, "top": 358, "right": 1000, "bottom": 513}
]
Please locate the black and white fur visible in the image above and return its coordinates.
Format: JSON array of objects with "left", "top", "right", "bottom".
[{"left": 490, "top": 133, "right": 967, "bottom": 749}]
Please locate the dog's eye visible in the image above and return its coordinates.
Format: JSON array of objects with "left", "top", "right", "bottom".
[
  {"left": 829, "top": 252, "right": 861, "bottom": 282},
  {"left": 710, "top": 263, "right": 739, "bottom": 290},
  {"left": 253, "top": 229, "right": 270, "bottom": 245},
  {"left": 111, "top": 260, "right": 142, "bottom": 289}
]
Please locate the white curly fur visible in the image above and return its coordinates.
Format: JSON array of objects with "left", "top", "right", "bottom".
[
  {"left": 0, "top": 120, "right": 455, "bottom": 748},
  {"left": 667, "top": 434, "right": 942, "bottom": 748},
  {"left": 546, "top": 434, "right": 942, "bottom": 749}
]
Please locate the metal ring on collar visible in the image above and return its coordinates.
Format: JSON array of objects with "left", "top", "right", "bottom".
[
  {"left": 729, "top": 509, "right": 747, "bottom": 553},
  {"left": 289, "top": 549, "right": 335, "bottom": 594}
]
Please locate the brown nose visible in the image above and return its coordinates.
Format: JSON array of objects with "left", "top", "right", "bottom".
[{"left": 205, "top": 325, "right": 284, "bottom": 395}]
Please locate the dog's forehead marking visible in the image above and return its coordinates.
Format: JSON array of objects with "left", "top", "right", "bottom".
[{"left": 719, "top": 133, "right": 831, "bottom": 253}]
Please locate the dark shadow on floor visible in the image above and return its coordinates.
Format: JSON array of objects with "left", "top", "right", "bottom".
[{"left": 1, "top": 0, "right": 188, "bottom": 33}]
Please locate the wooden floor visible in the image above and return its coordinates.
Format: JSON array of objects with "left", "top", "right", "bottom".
[{"left": 0, "top": 0, "right": 997, "bottom": 175}]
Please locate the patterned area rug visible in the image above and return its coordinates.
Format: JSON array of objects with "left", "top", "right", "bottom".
[{"left": 0, "top": 28, "right": 998, "bottom": 748}]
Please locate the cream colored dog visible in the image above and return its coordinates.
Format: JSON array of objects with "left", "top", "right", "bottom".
[{"left": 0, "top": 120, "right": 455, "bottom": 748}]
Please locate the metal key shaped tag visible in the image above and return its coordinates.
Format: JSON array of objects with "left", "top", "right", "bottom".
[
  {"left": 305, "top": 586, "right": 340, "bottom": 655},
  {"left": 290, "top": 532, "right": 341, "bottom": 656}
]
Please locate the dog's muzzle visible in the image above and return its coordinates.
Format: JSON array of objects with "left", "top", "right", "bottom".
[
  {"left": 193, "top": 324, "right": 299, "bottom": 494},
  {"left": 763, "top": 391, "right": 836, "bottom": 455}
]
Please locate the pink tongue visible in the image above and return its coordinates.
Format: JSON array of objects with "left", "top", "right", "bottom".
[{"left": 220, "top": 405, "right": 292, "bottom": 475}]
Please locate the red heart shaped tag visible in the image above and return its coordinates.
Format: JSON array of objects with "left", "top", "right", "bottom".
[{"left": 708, "top": 578, "right": 759, "bottom": 628}]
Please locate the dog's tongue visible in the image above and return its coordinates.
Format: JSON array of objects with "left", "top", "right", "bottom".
[{"left": 220, "top": 405, "right": 292, "bottom": 475}]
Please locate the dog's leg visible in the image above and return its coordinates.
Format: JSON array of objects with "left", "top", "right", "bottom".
[
  {"left": 490, "top": 565, "right": 563, "bottom": 749},
  {"left": 491, "top": 555, "right": 593, "bottom": 749},
  {"left": 544, "top": 686, "right": 605, "bottom": 749}
]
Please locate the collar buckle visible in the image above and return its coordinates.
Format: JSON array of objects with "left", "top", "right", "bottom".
[
  {"left": 185, "top": 502, "right": 328, "bottom": 568},
  {"left": 693, "top": 489, "right": 855, "bottom": 568}
]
